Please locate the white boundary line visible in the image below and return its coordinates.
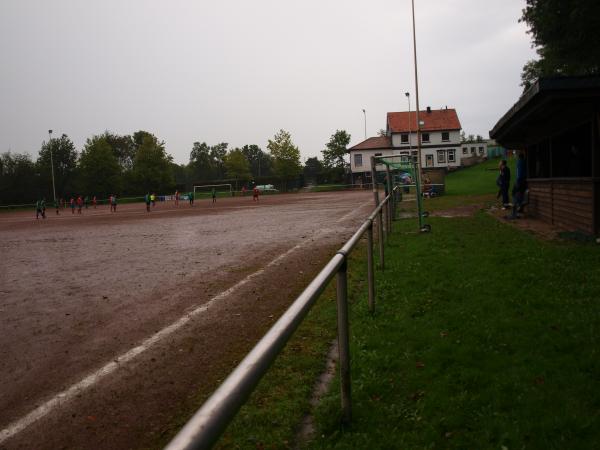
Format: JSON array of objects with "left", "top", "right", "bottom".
[{"left": 0, "top": 199, "right": 372, "bottom": 444}]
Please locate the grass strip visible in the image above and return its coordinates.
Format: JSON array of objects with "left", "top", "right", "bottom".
[{"left": 309, "top": 213, "right": 599, "bottom": 449}]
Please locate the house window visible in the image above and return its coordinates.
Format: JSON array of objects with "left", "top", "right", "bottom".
[
  {"left": 354, "top": 154, "right": 363, "bottom": 167},
  {"left": 426, "top": 154, "right": 433, "bottom": 167},
  {"left": 437, "top": 150, "right": 446, "bottom": 163},
  {"left": 422, "top": 133, "right": 430, "bottom": 143},
  {"left": 478, "top": 146, "right": 484, "bottom": 155},
  {"left": 401, "top": 155, "right": 409, "bottom": 163},
  {"left": 448, "top": 149, "right": 456, "bottom": 163},
  {"left": 462, "top": 147, "right": 468, "bottom": 155},
  {"left": 441, "top": 131, "right": 450, "bottom": 142},
  {"left": 401, "top": 133, "right": 409, "bottom": 143},
  {"left": 471, "top": 147, "right": 476, "bottom": 154}
]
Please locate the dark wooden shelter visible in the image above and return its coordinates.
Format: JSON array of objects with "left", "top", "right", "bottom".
[{"left": 490, "top": 76, "right": 600, "bottom": 235}]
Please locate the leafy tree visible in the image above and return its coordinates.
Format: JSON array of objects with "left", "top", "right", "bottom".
[
  {"left": 37, "top": 134, "right": 78, "bottom": 197},
  {"left": 209, "top": 143, "right": 228, "bottom": 179},
  {"left": 460, "top": 131, "right": 467, "bottom": 143},
  {"left": 520, "top": 0, "right": 600, "bottom": 89},
  {"left": 224, "top": 148, "right": 251, "bottom": 188},
  {"left": 267, "top": 129, "right": 302, "bottom": 190},
  {"left": 189, "top": 142, "right": 214, "bottom": 180},
  {"left": 303, "top": 156, "right": 323, "bottom": 181},
  {"left": 322, "top": 130, "right": 351, "bottom": 169},
  {"left": 101, "top": 132, "right": 136, "bottom": 170},
  {"left": 377, "top": 128, "right": 387, "bottom": 137},
  {"left": 78, "top": 137, "right": 122, "bottom": 196},
  {"left": 130, "top": 135, "right": 175, "bottom": 193},
  {"left": 0, "top": 152, "right": 38, "bottom": 203},
  {"left": 241, "top": 144, "right": 272, "bottom": 177}
]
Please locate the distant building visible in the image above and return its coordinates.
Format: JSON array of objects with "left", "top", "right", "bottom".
[{"left": 349, "top": 107, "right": 462, "bottom": 181}]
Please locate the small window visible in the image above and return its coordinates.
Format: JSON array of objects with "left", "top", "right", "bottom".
[
  {"left": 471, "top": 147, "right": 475, "bottom": 154},
  {"left": 401, "top": 134, "right": 409, "bottom": 143},
  {"left": 448, "top": 149, "right": 456, "bottom": 163},
  {"left": 411, "top": 151, "right": 418, "bottom": 156},
  {"left": 462, "top": 147, "right": 468, "bottom": 155},
  {"left": 422, "top": 133, "right": 430, "bottom": 143},
  {"left": 374, "top": 153, "right": 382, "bottom": 157},
  {"left": 478, "top": 146, "right": 484, "bottom": 155},
  {"left": 401, "top": 155, "right": 409, "bottom": 163},
  {"left": 437, "top": 150, "right": 446, "bottom": 163},
  {"left": 354, "top": 154, "right": 363, "bottom": 167},
  {"left": 441, "top": 132, "right": 450, "bottom": 142}
]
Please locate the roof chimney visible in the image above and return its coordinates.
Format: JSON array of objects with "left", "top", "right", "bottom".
[{"left": 426, "top": 106, "right": 431, "bottom": 113}]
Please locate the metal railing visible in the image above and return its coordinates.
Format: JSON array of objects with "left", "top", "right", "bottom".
[{"left": 165, "top": 180, "right": 398, "bottom": 450}]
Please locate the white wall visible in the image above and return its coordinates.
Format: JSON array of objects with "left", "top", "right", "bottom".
[{"left": 391, "top": 129, "right": 460, "bottom": 148}]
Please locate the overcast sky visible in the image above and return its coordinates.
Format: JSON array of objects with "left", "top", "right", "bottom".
[{"left": 0, "top": 0, "right": 536, "bottom": 164}]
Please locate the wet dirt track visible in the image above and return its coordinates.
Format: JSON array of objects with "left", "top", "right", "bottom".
[{"left": 0, "top": 191, "right": 372, "bottom": 449}]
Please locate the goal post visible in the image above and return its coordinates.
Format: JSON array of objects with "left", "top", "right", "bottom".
[{"left": 193, "top": 184, "right": 233, "bottom": 198}]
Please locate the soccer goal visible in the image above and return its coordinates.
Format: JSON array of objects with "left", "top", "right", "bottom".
[{"left": 193, "top": 184, "right": 233, "bottom": 198}]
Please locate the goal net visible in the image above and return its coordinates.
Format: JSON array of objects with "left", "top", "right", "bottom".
[{"left": 193, "top": 184, "right": 233, "bottom": 198}]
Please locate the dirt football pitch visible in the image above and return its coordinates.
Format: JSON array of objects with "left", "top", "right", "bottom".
[{"left": 0, "top": 190, "right": 373, "bottom": 449}]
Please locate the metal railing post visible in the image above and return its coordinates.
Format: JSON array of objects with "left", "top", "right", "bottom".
[
  {"left": 378, "top": 208, "right": 385, "bottom": 270},
  {"left": 367, "top": 221, "right": 375, "bottom": 313},
  {"left": 336, "top": 255, "right": 351, "bottom": 423},
  {"left": 385, "top": 166, "right": 393, "bottom": 231}
]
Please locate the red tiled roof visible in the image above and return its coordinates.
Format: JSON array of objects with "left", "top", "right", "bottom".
[
  {"left": 387, "top": 109, "right": 461, "bottom": 133},
  {"left": 348, "top": 136, "right": 392, "bottom": 151}
]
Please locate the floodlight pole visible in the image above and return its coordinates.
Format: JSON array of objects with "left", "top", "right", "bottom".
[
  {"left": 362, "top": 109, "right": 367, "bottom": 140},
  {"left": 411, "top": 0, "right": 425, "bottom": 230},
  {"left": 405, "top": 92, "right": 411, "bottom": 157},
  {"left": 48, "top": 129, "right": 57, "bottom": 203},
  {"left": 411, "top": 0, "right": 422, "bottom": 179}
]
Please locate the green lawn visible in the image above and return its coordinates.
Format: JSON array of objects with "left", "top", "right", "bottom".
[
  {"left": 310, "top": 214, "right": 600, "bottom": 450},
  {"left": 445, "top": 157, "right": 514, "bottom": 196}
]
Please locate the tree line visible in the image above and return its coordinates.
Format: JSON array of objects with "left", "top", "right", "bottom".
[{"left": 0, "top": 129, "right": 351, "bottom": 205}]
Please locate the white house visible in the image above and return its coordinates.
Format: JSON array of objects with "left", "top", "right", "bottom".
[{"left": 349, "top": 107, "right": 463, "bottom": 180}]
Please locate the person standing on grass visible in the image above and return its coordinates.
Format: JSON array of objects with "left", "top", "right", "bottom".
[
  {"left": 508, "top": 152, "right": 527, "bottom": 219},
  {"left": 253, "top": 185, "right": 259, "bottom": 202},
  {"left": 189, "top": 191, "right": 194, "bottom": 206},
  {"left": 70, "top": 196, "right": 76, "bottom": 214},
  {"left": 150, "top": 192, "right": 156, "bottom": 207},
  {"left": 497, "top": 159, "right": 511, "bottom": 209},
  {"left": 211, "top": 187, "right": 216, "bottom": 204}
]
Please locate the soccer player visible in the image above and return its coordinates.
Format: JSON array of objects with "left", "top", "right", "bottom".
[
  {"left": 145, "top": 193, "right": 151, "bottom": 212},
  {"left": 110, "top": 194, "right": 117, "bottom": 212},
  {"left": 76, "top": 195, "right": 83, "bottom": 214},
  {"left": 151, "top": 192, "right": 156, "bottom": 207},
  {"left": 175, "top": 190, "right": 179, "bottom": 206},
  {"left": 189, "top": 191, "right": 194, "bottom": 206},
  {"left": 92, "top": 195, "right": 97, "bottom": 209},
  {"left": 212, "top": 187, "right": 216, "bottom": 204},
  {"left": 55, "top": 198, "right": 60, "bottom": 215},
  {"left": 35, "top": 199, "right": 45, "bottom": 219},
  {"left": 84, "top": 195, "right": 89, "bottom": 209},
  {"left": 70, "top": 196, "right": 76, "bottom": 214},
  {"left": 253, "top": 185, "right": 259, "bottom": 202}
]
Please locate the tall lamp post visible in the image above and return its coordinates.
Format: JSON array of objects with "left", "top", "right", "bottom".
[
  {"left": 362, "top": 109, "right": 367, "bottom": 140},
  {"left": 410, "top": 0, "right": 422, "bottom": 180},
  {"left": 405, "top": 92, "right": 411, "bottom": 159},
  {"left": 48, "top": 129, "right": 57, "bottom": 204}
]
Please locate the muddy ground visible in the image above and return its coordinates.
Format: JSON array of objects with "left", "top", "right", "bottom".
[{"left": 0, "top": 190, "right": 373, "bottom": 449}]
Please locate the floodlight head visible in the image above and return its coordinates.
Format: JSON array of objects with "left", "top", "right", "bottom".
[
  {"left": 405, "top": 92, "right": 410, "bottom": 97},
  {"left": 48, "top": 129, "right": 53, "bottom": 135}
]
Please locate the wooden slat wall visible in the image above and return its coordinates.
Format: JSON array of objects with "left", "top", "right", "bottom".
[{"left": 528, "top": 180, "right": 594, "bottom": 234}]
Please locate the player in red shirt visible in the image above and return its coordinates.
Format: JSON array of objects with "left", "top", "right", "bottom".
[
  {"left": 76, "top": 195, "right": 83, "bottom": 214},
  {"left": 253, "top": 186, "right": 259, "bottom": 202}
]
